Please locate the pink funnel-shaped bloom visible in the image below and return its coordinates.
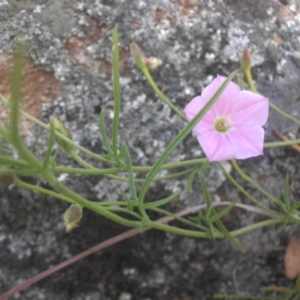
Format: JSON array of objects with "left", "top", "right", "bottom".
[{"left": 184, "top": 75, "right": 269, "bottom": 162}]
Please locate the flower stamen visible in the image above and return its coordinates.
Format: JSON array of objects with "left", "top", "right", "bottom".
[{"left": 215, "top": 117, "right": 231, "bottom": 133}]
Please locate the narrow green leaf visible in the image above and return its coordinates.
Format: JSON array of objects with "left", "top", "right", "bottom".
[
  {"left": 198, "top": 170, "right": 241, "bottom": 248},
  {"left": 49, "top": 147, "right": 59, "bottom": 168},
  {"left": 120, "top": 190, "right": 134, "bottom": 211},
  {"left": 138, "top": 70, "right": 238, "bottom": 207},
  {"left": 286, "top": 214, "right": 300, "bottom": 224},
  {"left": 112, "top": 27, "right": 121, "bottom": 158},
  {"left": 42, "top": 121, "right": 55, "bottom": 170},
  {"left": 198, "top": 170, "right": 216, "bottom": 237},
  {"left": 208, "top": 201, "right": 237, "bottom": 223},
  {"left": 123, "top": 145, "right": 138, "bottom": 202},
  {"left": 143, "top": 190, "right": 180, "bottom": 209},
  {"left": 205, "top": 203, "right": 214, "bottom": 219},
  {"left": 106, "top": 206, "right": 142, "bottom": 220},
  {"left": 118, "top": 143, "right": 127, "bottom": 161},
  {"left": 99, "top": 109, "right": 113, "bottom": 156},
  {"left": 10, "top": 41, "right": 26, "bottom": 148},
  {"left": 198, "top": 170, "right": 212, "bottom": 215},
  {"left": 284, "top": 174, "right": 290, "bottom": 210},
  {"left": 288, "top": 201, "right": 300, "bottom": 212},
  {"left": 187, "top": 169, "right": 198, "bottom": 192}
]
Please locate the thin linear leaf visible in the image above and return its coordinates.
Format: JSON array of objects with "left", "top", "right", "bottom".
[
  {"left": 284, "top": 174, "right": 290, "bottom": 210},
  {"left": 99, "top": 109, "right": 113, "bottom": 156},
  {"left": 187, "top": 168, "right": 198, "bottom": 192},
  {"left": 288, "top": 201, "right": 300, "bottom": 213},
  {"left": 120, "top": 190, "right": 134, "bottom": 211},
  {"left": 123, "top": 145, "right": 138, "bottom": 202},
  {"left": 198, "top": 170, "right": 241, "bottom": 248},
  {"left": 208, "top": 201, "right": 237, "bottom": 223},
  {"left": 106, "top": 207, "right": 142, "bottom": 220},
  {"left": 198, "top": 170, "right": 212, "bottom": 217},
  {"left": 112, "top": 27, "right": 121, "bottom": 158},
  {"left": 42, "top": 121, "right": 55, "bottom": 170},
  {"left": 118, "top": 143, "right": 127, "bottom": 161},
  {"left": 198, "top": 170, "right": 216, "bottom": 237},
  {"left": 286, "top": 214, "right": 300, "bottom": 225},
  {"left": 10, "top": 42, "right": 25, "bottom": 148},
  {"left": 143, "top": 190, "right": 180, "bottom": 209}
]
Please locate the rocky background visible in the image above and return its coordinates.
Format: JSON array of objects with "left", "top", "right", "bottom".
[{"left": 1, "top": 0, "right": 300, "bottom": 299}]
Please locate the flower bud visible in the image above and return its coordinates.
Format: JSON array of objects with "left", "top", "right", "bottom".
[
  {"left": 50, "top": 116, "right": 73, "bottom": 153},
  {"left": 241, "top": 47, "right": 252, "bottom": 71},
  {"left": 130, "top": 42, "right": 146, "bottom": 70},
  {"left": 145, "top": 57, "right": 163, "bottom": 70},
  {"left": 63, "top": 204, "right": 83, "bottom": 233},
  {"left": 0, "top": 170, "right": 14, "bottom": 187}
]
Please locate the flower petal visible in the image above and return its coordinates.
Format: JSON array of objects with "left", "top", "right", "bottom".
[
  {"left": 184, "top": 96, "right": 216, "bottom": 135},
  {"left": 197, "top": 131, "right": 235, "bottom": 162},
  {"left": 230, "top": 91, "right": 269, "bottom": 126},
  {"left": 201, "top": 75, "right": 240, "bottom": 117},
  {"left": 228, "top": 126, "right": 264, "bottom": 159},
  {"left": 183, "top": 96, "right": 204, "bottom": 121}
]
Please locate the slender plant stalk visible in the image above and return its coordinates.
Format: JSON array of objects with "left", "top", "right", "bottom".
[
  {"left": 231, "top": 159, "right": 285, "bottom": 209},
  {"left": 218, "top": 162, "right": 282, "bottom": 217},
  {"left": 141, "top": 66, "right": 187, "bottom": 120}
]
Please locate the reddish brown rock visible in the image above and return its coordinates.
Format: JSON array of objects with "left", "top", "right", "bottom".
[{"left": 0, "top": 54, "right": 61, "bottom": 135}]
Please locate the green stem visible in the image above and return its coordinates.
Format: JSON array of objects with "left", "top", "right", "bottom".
[
  {"left": 4, "top": 112, "right": 141, "bottom": 229},
  {"left": 70, "top": 150, "right": 95, "bottom": 169},
  {"left": 0, "top": 155, "right": 30, "bottom": 168},
  {"left": 141, "top": 66, "right": 187, "bottom": 121},
  {"left": 264, "top": 140, "right": 300, "bottom": 148},
  {"left": 52, "top": 158, "right": 207, "bottom": 176},
  {"left": 218, "top": 162, "right": 281, "bottom": 217},
  {"left": 150, "top": 207, "right": 208, "bottom": 231},
  {"left": 230, "top": 217, "right": 284, "bottom": 236},
  {"left": 104, "top": 168, "right": 195, "bottom": 183},
  {"left": 0, "top": 93, "right": 118, "bottom": 166},
  {"left": 149, "top": 216, "right": 283, "bottom": 238},
  {"left": 14, "top": 179, "right": 78, "bottom": 205},
  {"left": 231, "top": 159, "right": 285, "bottom": 209}
]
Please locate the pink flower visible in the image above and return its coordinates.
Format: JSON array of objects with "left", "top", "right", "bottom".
[{"left": 184, "top": 75, "right": 269, "bottom": 162}]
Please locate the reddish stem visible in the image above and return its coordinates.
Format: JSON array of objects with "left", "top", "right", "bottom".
[
  {"left": 0, "top": 213, "right": 181, "bottom": 299},
  {"left": 273, "top": 129, "right": 300, "bottom": 152}
]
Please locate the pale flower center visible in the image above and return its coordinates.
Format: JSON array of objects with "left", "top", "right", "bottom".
[{"left": 214, "top": 117, "right": 231, "bottom": 133}]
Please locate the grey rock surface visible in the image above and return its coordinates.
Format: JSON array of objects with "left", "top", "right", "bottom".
[{"left": 1, "top": 0, "right": 300, "bottom": 299}]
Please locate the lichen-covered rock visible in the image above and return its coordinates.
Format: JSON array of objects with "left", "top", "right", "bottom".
[{"left": 0, "top": 0, "right": 300, "bottom": 299}]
